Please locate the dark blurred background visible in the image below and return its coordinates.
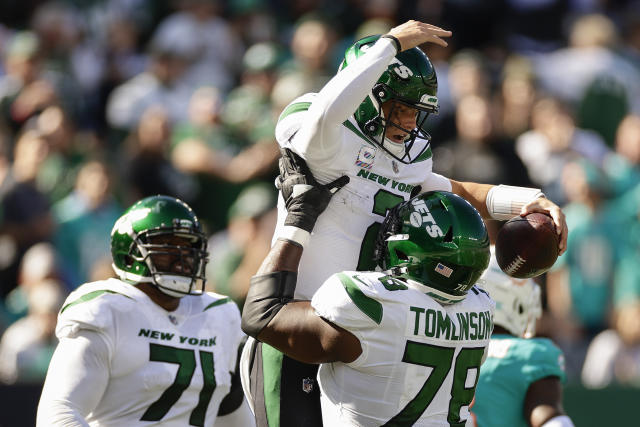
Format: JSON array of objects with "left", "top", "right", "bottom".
[{"left": 0, "top": 1, "right": 640, "bottom": 425}]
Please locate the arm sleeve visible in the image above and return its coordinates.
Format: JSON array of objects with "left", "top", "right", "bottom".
[
  {"left": 290, "top": 38, "right": 397, "bottom": 163},
  {"left": 420, "top": 171, "right": 452, "bottom": 192},
  {"left": 312, "top": 273, "right": 381, "bottom": 366},
  {"left": 37, "top": 330, "right": 111, "bottom": 427}
]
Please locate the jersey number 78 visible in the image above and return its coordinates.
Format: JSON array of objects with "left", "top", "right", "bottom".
[{"left": 384, "top": 341, "right": 484, "bottom": 427}]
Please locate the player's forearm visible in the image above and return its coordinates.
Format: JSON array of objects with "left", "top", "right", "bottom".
[
  {"left": 450, "top": 180, "right": 493, "bottom": 218},
  {"left": 314, "top": 37, "right": 396, "bottom": 125},
  {"left": 256, "top": 238, "right": 303, "bottom": 275},
  {"left": 296, "top": 38, "right": 396, "bottom": 160}
]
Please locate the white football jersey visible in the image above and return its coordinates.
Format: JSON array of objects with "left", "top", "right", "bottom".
[
  {"left": 273, "top": 37, "right": 451, "bottom": 299},
  {"left": 49, "top": 278, "right": 244, "bottom": 426},
  {"left": 311, "top": 271, "right": 495, "bottom": 426}
]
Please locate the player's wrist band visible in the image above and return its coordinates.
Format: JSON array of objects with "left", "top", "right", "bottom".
[
  {"left": 381, "top": 34, "right": 401, "bottom": 53},
  {"left": 485, "top": 184, "right": 545, "bottom": 220},
  {"left": 541, "top": 415, "right": 575, "bottom": 427},
  {"left": 276, "top": 225, "right": 310, "bottom": 248}
]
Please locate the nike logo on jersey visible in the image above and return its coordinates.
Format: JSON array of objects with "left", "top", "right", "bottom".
[{"left": 356, "top": 168, "right": 416, "bottom": 194}]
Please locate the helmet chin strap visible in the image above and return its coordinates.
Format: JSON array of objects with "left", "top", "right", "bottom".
[
  {"left": 383, "top": 137, "right": 406, "bottom": 157},
  {"left": 153, "top": 274, "right": 201, "bottom": 298}
]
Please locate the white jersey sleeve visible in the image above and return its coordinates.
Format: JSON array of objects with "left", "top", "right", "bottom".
[
  {"left": 420, "top": 171, "right": 452, "bottom": 193},
  {"left": 312, "top": 272, "right": 383, "bottom": 365},
  {"left": 277, "top": 38, "right": 398, "bottom": 164},
  {"left": 37, "top": 330, "right": 110, "bottom": 426}
]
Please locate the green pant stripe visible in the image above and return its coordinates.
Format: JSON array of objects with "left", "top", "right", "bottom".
[{"left": 262, "top": 343, "right": 284, "bottom": 427}]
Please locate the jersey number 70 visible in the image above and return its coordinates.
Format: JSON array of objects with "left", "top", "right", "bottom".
[{"left": 384, "top": 341, "right": 484, "bottom": 427}]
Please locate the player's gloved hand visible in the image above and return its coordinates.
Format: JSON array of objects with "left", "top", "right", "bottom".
[{"left": 276, "top": 148, "right": 349, "bottom": 232}]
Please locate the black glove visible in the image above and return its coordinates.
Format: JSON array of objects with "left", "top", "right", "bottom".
[{"left": 276, "top": 148, "right": 349, "bottom": 232}]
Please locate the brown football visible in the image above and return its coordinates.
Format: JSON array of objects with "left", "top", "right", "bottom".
[{"left": 495, "top": 213, "right": 559, "bottom": 278}]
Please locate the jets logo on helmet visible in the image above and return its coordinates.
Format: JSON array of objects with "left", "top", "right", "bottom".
[
  {"left": 375, "top": 191, "right": 490, "bottom": 304},
  {"left": 389, "top": 58, "right": 413, "bottom": 80},
  {"left": 408, "top": 197, "right": 444, "bottom": 238}
]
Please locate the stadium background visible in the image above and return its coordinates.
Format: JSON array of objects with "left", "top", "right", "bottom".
[{"left": 0, "top": 0, "right": 639, "bottom": 425}]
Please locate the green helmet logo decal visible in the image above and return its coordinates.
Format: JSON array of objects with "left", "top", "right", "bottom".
[
  {"left": 409, "top": 197, "right": 444, "bottom": 238},
  {"left": 112, "top": 208, "right": 151, "bottom": 236},
  {"left": 375, "top": 191, "right": 490, "bottom": 304},
  {"left": 390, "top": 58, "right": 413, "bottom": 80}
]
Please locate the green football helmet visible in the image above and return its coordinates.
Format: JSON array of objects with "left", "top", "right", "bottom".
[
  {"left": 340, "top": 35, "right": 439, "bottom": 163},
  {"left": 375, "top": 191, "right": 490, "bottom": 304},
  {"left": 111, "top": 195, "right": 208, "bottom": 297}
]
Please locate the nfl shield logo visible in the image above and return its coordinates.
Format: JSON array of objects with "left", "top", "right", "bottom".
[{"left": 302, "top": 377, "right": 314, "bottom": 394}]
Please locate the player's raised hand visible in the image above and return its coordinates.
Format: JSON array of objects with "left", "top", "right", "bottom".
[
  {"left": 276, "top": 148, "right": 349, "bottom": 233},
  {"left": 520, "top": 197, "right": 568, "bottom": 256},
  {"left": 385, "top": 20, "right": 452, "bottom": 51}
]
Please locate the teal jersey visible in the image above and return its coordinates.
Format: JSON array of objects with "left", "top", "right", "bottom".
[{"left": 472, "top": 335, "right": 566, "bottom": 427}]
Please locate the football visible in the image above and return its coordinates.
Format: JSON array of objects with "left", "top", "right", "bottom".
[{"left": 495, "top": 213, "right": 559, "bottom": 279}]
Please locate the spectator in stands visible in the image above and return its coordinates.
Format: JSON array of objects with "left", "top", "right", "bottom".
[
  {"left": 0, "top": 278, "right": 65, "bottom": 384},
  {"left": 432, "top": 94, "right": 532, "bottom": 186},
  {"left": 150, "top": 0, "right": 243, "bottom": 93},
  {"left": 0, "top": 130, "right": 54, "bottom": 297},
  {"left": 122, "top": 105, "right": 196, "bottom": 205},
  {"left": 105, "top": 40, "right": 193, "bottom": 135},
  {"left": 53, "top": 160, "right": 121, "bottom": 288},
  {"left": 0, "top": 31, "right": 58, "bottom": 137},
  {"left": 206, "top": 182, "right": 276, "bottom": 307},
  {"left": 547, "top": 159, "right": 618, "bottom": 380},
  {"left": 582, "top": 300, "right": 640, "bottom": 388},
  {"left": 171, "top": 86, "right": 278, "bottom": 232},
  {"left": 515, "top": 96, "right": 610, "bottom": 204},
  {"left": 604, "top": 114, "right": 640, "bottom": 197}
]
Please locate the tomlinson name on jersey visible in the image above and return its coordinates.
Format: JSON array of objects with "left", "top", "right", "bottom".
[{"left": 408, "top": 307, "right": 492, "bottom": 341}]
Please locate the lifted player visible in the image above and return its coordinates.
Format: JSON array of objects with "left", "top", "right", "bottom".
[
  {"left": 242, "top": 155, "right": 495, "bottom": 426},
  {"left": 243, "top": 19, "right": 567, "bottom": 427}
]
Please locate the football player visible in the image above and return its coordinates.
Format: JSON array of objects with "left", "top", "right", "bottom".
[
  {"left": 37, "top": 195, "right": 254, "bottom": 427},
  {"left": 242, "top": 19, "right": 568, "bottom": 426},
  {"left": 470, "top": 251, "right": 574, "bottom": 427},
  {"left": 241, "top": 156, "right": 495, "bottom": 425}
]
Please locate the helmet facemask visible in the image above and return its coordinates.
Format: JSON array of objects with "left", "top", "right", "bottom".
[
  {"left": 364, "top": 83, "right": 437, "bottom": 163},
  {"left": 111, "top": 195, "right": 209, "bottom": 298},
  {"left": 130, "top": 227, "right": 208, "bottom": 298}
]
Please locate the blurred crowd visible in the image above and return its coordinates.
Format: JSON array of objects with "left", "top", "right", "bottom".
[{"left": 0, "top": 0, "right": 639, "bottom": 389}]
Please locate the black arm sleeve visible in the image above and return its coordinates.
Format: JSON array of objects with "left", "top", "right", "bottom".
[{"left": 240, "top": 271, "right": 297, "bottom": 338}]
